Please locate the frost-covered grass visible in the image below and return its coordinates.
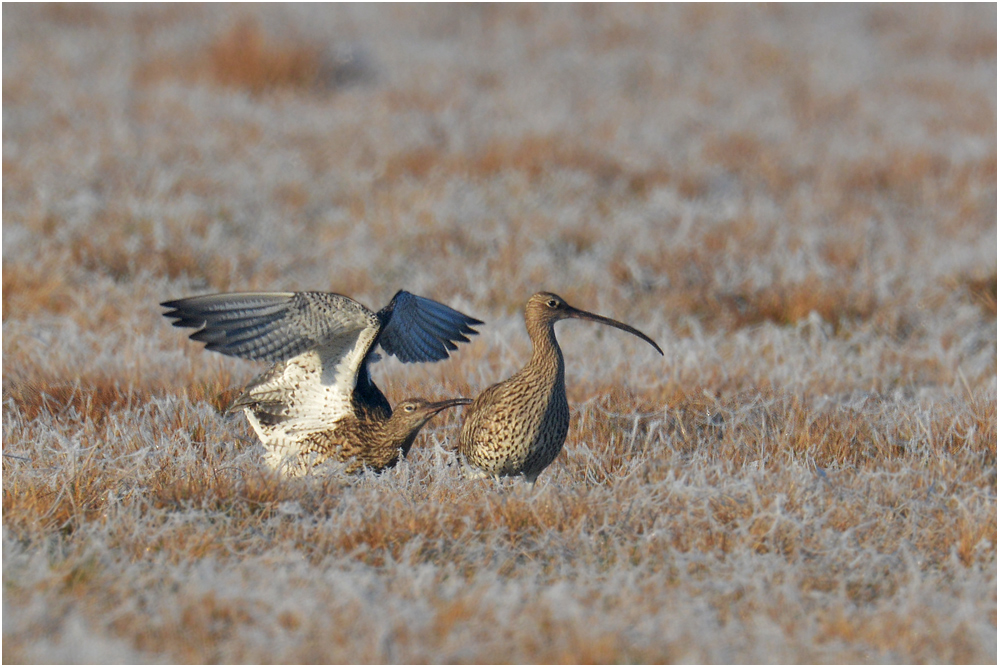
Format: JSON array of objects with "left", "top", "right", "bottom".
[{"left": 3, "top": 4, "right": 996, "bottom": 663}]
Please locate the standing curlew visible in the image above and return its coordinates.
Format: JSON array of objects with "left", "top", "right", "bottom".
[
  {"left": 162, "top": 290, "right": 481, "bottom": 475},
  {"left": 459, "top": 292, "right": 663, "bottom": 484}
]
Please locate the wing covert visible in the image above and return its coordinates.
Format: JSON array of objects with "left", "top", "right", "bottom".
[{"left": 161, "top": 292, "right": 376, "bottom": 363}]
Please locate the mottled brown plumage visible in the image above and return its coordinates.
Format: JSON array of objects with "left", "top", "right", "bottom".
[
  {"left": 253, "top": 397, "right": 471, "bottom": 476},
  {"left": 161, "top": 290, "right": 481, "bottom": 476},
  {"left": 459, "top": 292, "right": 663, "bottom": 483}
]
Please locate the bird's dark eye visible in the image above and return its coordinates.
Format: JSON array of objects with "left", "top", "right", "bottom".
[
  {"left": 546, "top": 299, "right": 559, "bottom": 308},
  {"left": 404, "top": 404, "right": 415, "bottom": 412}
]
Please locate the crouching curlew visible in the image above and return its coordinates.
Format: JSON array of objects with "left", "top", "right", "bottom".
[
  {"left": 239, "top": 395, "right": 472, "bottom": 475},
  {"left": 459, "top": 292, "right": 662, "bottom": 484},
  {"left": 162, "top": 290, "right": 480, "bottom": 476}
]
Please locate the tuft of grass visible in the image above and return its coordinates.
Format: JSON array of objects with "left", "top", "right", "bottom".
[
  {"left": 2, "top": 261, "right": 75, "bottom": 320},
  {"left": 381, "top": 135, "right": 671, "bottom": 192},
  {"left": 716, "top": 277, "right": 878, "bottom": 332},
  {"left": 957, "top": 270, "right": 998, "bottom": 317},
  {"left": 136, "top": 18, "right": 331, "bottom": 96},
  {"left": 203, "top": 19, "right": 325, "bottom": 95}
]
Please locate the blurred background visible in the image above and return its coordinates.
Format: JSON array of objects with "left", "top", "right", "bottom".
[{"left": 4, "top": 4, "right": 994, "bottom": 323}]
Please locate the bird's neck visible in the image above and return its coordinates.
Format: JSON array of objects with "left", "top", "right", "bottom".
[
  {"left": 525, "top": 320, "right": 565, "bottom": 387},
  {"left": 393, "top": 429, "right": 421, "bottom": 459},
  {"left": 377, "top": 418, "right": 422, "bottom": 460}
]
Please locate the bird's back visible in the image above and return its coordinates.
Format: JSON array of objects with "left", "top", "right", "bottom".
[
  {"left": 277, "top": 407, "right": 392, "bottom": 475},
  {"left": 232, "top": 327, "right": 386, "bottom": 437}
]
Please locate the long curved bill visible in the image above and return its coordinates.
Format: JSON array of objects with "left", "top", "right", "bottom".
[
  {"left": 424, "top": 397, "right": 473, "bottom": 415},
  {"left": 566, "top": 306, "right": 664, "bottom": 355}
]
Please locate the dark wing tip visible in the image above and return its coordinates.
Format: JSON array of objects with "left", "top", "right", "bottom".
[
  {"left": 158, "top": 292, "right": 313, "bottom": 363},
  {"left": 160, "top": 301, "right": 187, "bottom": 323}
]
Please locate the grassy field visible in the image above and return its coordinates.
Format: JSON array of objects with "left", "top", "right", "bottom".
[{"left": 3, "top": 4, "right": 996, "bottom": 663}]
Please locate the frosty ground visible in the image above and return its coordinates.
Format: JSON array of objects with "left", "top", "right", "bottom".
[{"left": 3, "top": 4, "right": 996, "bottom": 662}]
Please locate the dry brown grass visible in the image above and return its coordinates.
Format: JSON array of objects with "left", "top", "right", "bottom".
[
  {"left": 4, "top": 378, "right": 994, "bottom": 661},
  {"left": 958, "top": 270, "right": 999, "bottom": 317},
  {"left": 380, "top": 134, "right": 671, "bottom": 196},
  {"left": 136, "top": 18, "right": 330, "bottom": 96},
  {"left": 3, "top": 3, "right": 996, "bottom": 664},
  {"left": 205, "top": 19, "right": 324, "bottom": 95},
  {"left": 2, "top": 261, "right": 75, "bottom": 319}
]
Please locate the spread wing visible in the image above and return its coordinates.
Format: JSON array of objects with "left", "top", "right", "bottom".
[
  {"left": 161, "top": 289, "right": 481, "bottom": 442},
  {"left": 161, "top": 292, "right": 378, "bottom": 364},
  {"left": 377, "top": 291, "right": 483, "bottom": 363}
]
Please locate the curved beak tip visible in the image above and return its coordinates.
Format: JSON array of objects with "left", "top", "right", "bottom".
[{"left": 570, "top": 308, "right": 664, "bottom": 357}]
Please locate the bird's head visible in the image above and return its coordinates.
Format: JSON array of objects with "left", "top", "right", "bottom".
[
  {"left": 386, "top": 396, "right": 472, "bottom": 450},
  {"left": 524, "top": 292, "right": 664, "bottom": 355}
]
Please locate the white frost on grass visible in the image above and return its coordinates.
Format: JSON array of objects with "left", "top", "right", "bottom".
[{"left": 3, "top": 3, "right": 995, "bottom": 663}]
